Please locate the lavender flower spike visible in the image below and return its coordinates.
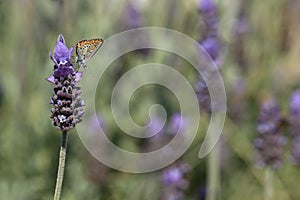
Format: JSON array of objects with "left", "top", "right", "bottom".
[
  {"left": 161, "top": 164, "right": 190, "bottom": 200},
  {"left": 197, "top": 0, "right": 217, "bottom": 14},
  {"left": 47, "top": 34, "right": 84, "bottom": 132},
  {"left": 254, "top": 99, "right": 286, "bottom": 169},
  {"left": 49, "top": 34, "right": 74, "bottom": 67},
  {"left": 198, "top": 0, "right": 218, "bottom": 39},
  {"left": 289, "top": 90, "right": 300, "bottom": 164},
  {"left": 290, "top": 90, "right": 300, "bottom": 116}
]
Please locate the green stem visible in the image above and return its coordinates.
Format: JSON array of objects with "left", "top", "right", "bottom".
[
  {"left": 264, "top": 167, "right": 273, "bottom": 200},
  {"left": 207, "top": 138, "right": 221, "bottom": 200},
  {"left": 54, "top": 131, "right": 68, "bottom": 200}
]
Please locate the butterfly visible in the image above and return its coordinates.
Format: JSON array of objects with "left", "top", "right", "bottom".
[{"left": 75, "top": 38, "right": 104, "bottom": 68}]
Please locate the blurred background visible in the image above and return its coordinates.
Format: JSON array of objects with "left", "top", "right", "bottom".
[{"left": 1, "top": 0, "right": 300, "bottom": 199}]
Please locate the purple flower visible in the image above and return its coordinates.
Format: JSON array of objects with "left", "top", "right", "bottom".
[
  {"left": 167, "top": 113, "right": 188, "bottom": 135},
  {"left": 200, "top": 37, "right": 220, "bottom": 60},
  {"left": 254, "top": 132, "right": 286, "bottom": 169},
  {"left": 197, "top": 0, "right": 217, "bottom": 14},
  {"left": 162, "top": 167, "right": 183, "bottom": 186},
  {"left": 122, "top": 3, "right": 142, "bottom": 30},
  {"left": 161, "top": 164, "right": 191, "bottom": 200},
  {"left": 49, "top": 34, "right": 73, "bottom": 67},
  {"left": 290, "top": 90, "right": 300, "bottom": 116},
  {"left": 289, "top": 90, "right": 300, "bottom": 164},
  {"left": 119, "top": 3, "right": 150, "bottom": 56},
  {"left": 47, "top": 34, "right": 84, "bottom": 132},
  {"left": 195, "top": 0, "right": 221, "bottom": 113},
  {"left": 257, "top": 99, "right": 282, "bottom": 134},
  {"left": 290, "top": 136, "right": 300, "bottom": 165},
  {"left": 197, "top": 0, "right": 220, "bottom": 66},
  {"left": 198, "top": 0, "right": 218, "bottom": 39},
  {"left": 194, "top": 78, "right": 211, "bottom": 113},
  {"left": 254, "top": 99, "right": 286, "bottom": 169},
  {"left": 146, "top": 117, "right": 165, "bottom": 137}
]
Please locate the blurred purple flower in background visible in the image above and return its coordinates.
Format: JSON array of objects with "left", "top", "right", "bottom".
[
  {"left": 167, "top": 113, "right": 188, "bottom": 135},
  {"left": 256, "top": 99, "right": 282, "bottom": 134},
  {"left": 121, "top": 3, "right": 142, "bottom": 30},
  {"left": 195, "top": 0, "right": 221, "bottom": 113},
  {"left": 197, "top": 0, "right": 218, "bottom": 39},
  {"left": 46, "top": 34, "right": 84, "bottom": 131},
  {"left": 289, "top": 90, "right": 300, "bottom": 164},
  {"left": 139, "top": 116, "right": 166, "bottom": 153},
  {"left": 119, "top": 2, "right": 149, "bottom": 56},
  {"left": 200, "top": 37, "right": 220, "bottom": 61},
  {"left": 289, "top": 90, "right": 300, "bottom": 116},
  {"left": 254, "top": 99, "right": 286, "bottom": 169},
  {"left": 194, "top": 78, "right": 211, "bottom": 113},
  {"left": 146, "top": 116, "right": 165, "bottom": 137},
  {"left": 162, "top": 167, "right": 184, "bottom": 186},
  {"left": 161, "top": 163, "right": 191, "bottom": 200},
  {"left": 197, "top": 0, "right": 220, "bottom": 62},
  {"left": 197, "top": 0, "right": 217, "bottom": 14}
]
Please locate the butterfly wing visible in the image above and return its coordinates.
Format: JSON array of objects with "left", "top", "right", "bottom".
[
  {"left": 86, "top": 39, "right": 103, "bottom": 59},
  {"left": 75, "top": 38, "right": 104, "bottom": 68}
]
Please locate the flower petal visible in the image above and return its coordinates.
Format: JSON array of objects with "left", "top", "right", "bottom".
[{"left": 46, "top": 75, "right": 56, "bottom": 83}]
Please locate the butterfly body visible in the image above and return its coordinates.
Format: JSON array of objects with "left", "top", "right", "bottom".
[{"left": 75, "top": 38, "right": 103, "bottom": 68}]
